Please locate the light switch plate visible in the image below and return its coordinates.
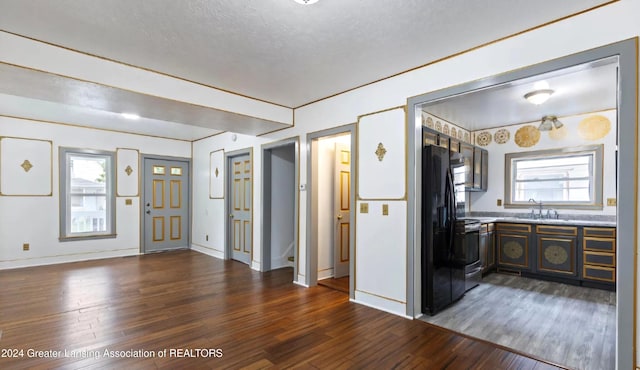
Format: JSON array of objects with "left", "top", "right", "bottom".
[
  {"left": 497, "top": 199, "right": 502, "bottom": 206},
  {"left": 607, "top": 198, "right": 617, "bottom": 206},
  {"left": 360, "top": 203, "right": 369, "bottom": 213},
  {"left": 125, "top": 199, "right": 133, "bottom": 205},
  {"left": 23, "top": 243, "right": 29, "bottom": 251},
  {"left": 382, "top": 204, "right": 389, "bottom": 216}
]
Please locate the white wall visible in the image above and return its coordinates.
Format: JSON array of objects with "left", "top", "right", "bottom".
[
  {"left": 191, "top": 132, "right": 269, "bottom": 268},
  {"left": 270, "top": 145, "right": 295, "bottom": 270},
  {"left": 469, "top": 110, "right": 617, "bottom": 215},
  {"left": 0, "top": 116, "right": 190, "bottom": 269}
]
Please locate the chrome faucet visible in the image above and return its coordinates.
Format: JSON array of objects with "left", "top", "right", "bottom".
[
  {"left": 529, "top": 198, "right": 543, "bottom": 219},
  {"left": 546, "top": 209, "right": 559, "bottom": 220}
]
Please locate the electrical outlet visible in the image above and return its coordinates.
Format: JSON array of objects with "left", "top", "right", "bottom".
[
  {"left": 382, "top": 204, "right": 389, "bottom": 216},
  {"left": 23, "top": 243, "right": 29, "bottom": 251},
  {"left": 497, "top": 199, "right": 502, "bottom": 206},
  {"left": 607, "top": 198, "right": 617, "bottom": 206},
  {"left": 360, "top": 203, "right": 369, "bottom": 213},
  {"left": 125, "top": 199, "right": 133, "bottom": 205}
]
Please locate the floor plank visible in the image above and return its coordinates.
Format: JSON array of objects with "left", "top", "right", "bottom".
[
  {"left": 318, "top": 276, "right": 349, "bottom": 293},
  {"left": 420, "top": 273, "right": 615, "bottom": 370},
  {"left": 0, "top": 250, "right": 562, "bottom": 369}
]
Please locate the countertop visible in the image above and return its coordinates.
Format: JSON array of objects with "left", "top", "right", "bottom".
[{"left": 462, "top": 216, "right": 616, "bottom": 228}]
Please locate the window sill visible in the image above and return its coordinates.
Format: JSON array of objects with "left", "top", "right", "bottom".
[
  {"left": 504, "top": 203, "right": 604, "bottom": 210},
  {"left": 59, "top": 234, "right": 117, "bottom": 242}
]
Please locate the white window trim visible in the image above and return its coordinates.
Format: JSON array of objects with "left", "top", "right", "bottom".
[
  {"left": 504, "top": 144, "right": 604, "bottom": 210},
  {"left": 59, "top": 147, "right": 117, "bottom": 241}
]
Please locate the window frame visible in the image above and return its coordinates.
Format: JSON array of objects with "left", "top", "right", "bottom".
[
  {"left": 59, "top": 147, "right": 117, "bottom": 241},
  {"left": 504, "top": 144, "right": 604, "bottom": 210}
]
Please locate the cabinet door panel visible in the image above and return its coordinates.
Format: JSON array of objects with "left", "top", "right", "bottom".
[
  {"left": 487, "top": 231, "right": 495, "bottom": 269},
  {"left": 473, "top": 148, "right": 482, "bottom": 189},
  {"left": 537, "top": 236, "right": 576, "bottom": 276},
  {"left": 481, "top": 149, "right": 488, "bottom": 191},
  {"left": 498, "top": 233, "right": 530, "bottom": 269},
  {"left": 461, "top": 144, "right": 473, "bottom": 188}
]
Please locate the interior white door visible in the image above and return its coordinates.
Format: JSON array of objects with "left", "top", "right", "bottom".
[
  {"left": 333, "top": 143, "right": 350, "bottom": 278},
  {"left": 229, "top": 153, "right": 252, "bottom": 265}
]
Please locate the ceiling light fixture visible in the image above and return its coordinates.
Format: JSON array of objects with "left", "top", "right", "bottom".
[
  {"left": 524, "top": 89, "right": 554, "bottom": 105},
  {"left": 121, "top": 113, "right": 140, "bottom": 120},
  {"left": 538, "top": 115, "right": 563, "bottom": 131},
  {"left": 294, "top": 0, "right": 319, "bottom": 4}
]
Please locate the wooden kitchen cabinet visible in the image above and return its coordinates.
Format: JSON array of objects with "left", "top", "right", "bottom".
[
  {"left": 535, "top": 225, "right": 578, "bottom": 277},
  {"left": 582, "top": 227, "right": 616, "bottom": 283},
  {"left": 496, "top": 223, "right": 532, "bottom": 271},
  {"left": 461, "top": 144, "right": 487, "bottom": 191},
  {"left": 473, "top": 148, "right": 488, "bottom": 191},
  {"left": 480, "top": 223, "right": 495, "bottom": 274},
  {"left": 461, "top": 143, "right": 474, "bottom": 188}
]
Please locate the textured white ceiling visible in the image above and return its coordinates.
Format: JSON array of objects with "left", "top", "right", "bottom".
[
  {"left": 0, "top": 0, "right": 609, "bottom": 140},
  {"left": 0, "top": 0, "right": 611, "bottom": 108}
]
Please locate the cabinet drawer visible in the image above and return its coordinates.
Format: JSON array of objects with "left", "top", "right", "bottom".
[
  {"left": 583, "top": 251, "right": 615, "bottom": 267},
  {"left": 583, "top": 265, "right": 615, "bottom": 282},
  {"left": 536, "top": 225, "right": 578, "bottom": 236},
  {"left": 583, "top": 237, "right": 616, "bottom": 253},
  {"left": 583, "top": 227, "right": 616, "bottom": 238},
  {"left": 497, "top": 223, "right": 531, "bottom": 233}
]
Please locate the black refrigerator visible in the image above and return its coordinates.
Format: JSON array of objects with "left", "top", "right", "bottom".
[{"left": 421, "top": 144, "right": 466, "bottom": 315}]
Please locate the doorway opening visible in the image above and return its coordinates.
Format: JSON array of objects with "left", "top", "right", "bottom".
[
  {"left": 307, "top": 125, "right": 356, "bottom": 297},
  {"left": 262, "top": 138, "right": 299, "bottom": 281},
  {"left": 407, "top": 39, "right": 636, "bottom": 369}
]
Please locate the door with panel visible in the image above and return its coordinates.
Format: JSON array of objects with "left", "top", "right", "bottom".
[
  {"left": 143, "top": 158, "right": 189, "bottom": 253},
  {"left": 333, "top": 143, "right": 351, "bottom": 278},
  {"left": 229, "top": 154, "right": 252, "bottom": 265}
]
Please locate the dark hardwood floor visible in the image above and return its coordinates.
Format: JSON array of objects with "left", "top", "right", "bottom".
[
  {"left": 0, "top": 250, "right": 563, "bottom": 369},
  {"left": 318, "top": 276, "right": 349, "bottom": 294}
]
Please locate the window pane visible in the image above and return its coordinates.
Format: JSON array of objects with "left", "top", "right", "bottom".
[
  {"left": 69, "top": 155, "right": 107, "bottom": 195},
  {"left": 507, "top": 146, "right": 602, "bottom": 207},
  {"left": 60, "top": 148, "right": 115, "bottom": 239}
]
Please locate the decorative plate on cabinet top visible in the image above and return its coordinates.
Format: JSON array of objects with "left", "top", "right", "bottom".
[
  {"left": 425, "top": 116, "right": 434, "bottom": 129},
  {"left": 458, "top": 130, "right": 464, "bottom": 140},
  {"left": 443, "top": 124, "right": 450, "bottom": 135},
  {"left": 464, "top": 132, "right": 470, "bottom": 143},
  {"left": 435, "top": 120, "right": 442, "bottom": 132},
  {"left": 450, "top": 127, "right": 457, "bottom": 138},
  {"left": 494, "top": 128, "right": 510, "bottom": 144},
  {"left": 476, "top": 131, "right": 492, "bottom": 146},
  {"left": 578, "top": 115, "right": 611, "bottom": 140},
  {"left": 514, "top": 125, "right": 540, "bottom": 147}
]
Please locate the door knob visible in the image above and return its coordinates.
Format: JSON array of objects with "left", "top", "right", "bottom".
[
  {"left": 146, "top": 210, "right": 150, "bottom": 214},
  {"left": 230, "top": 214, "right": 234, "bottom": 218},
  {"left": 146, "top": 203, "right": 150, "bottom": 207},
  {"left": 336, "top": 214, "right": 343, "bottom": 220}
]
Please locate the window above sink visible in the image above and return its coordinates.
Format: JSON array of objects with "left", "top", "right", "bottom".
[{"left": 504, "top": 144, "right": 604, "bottom": 210}]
